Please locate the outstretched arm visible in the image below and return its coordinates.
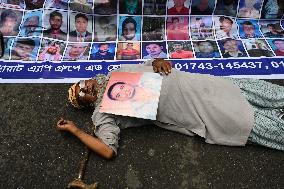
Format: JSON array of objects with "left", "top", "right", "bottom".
[{"left": 56, "top": 118, "right": 114, "bottom": 159}]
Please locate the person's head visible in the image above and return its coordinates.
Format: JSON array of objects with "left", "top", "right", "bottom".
[
  {"left": 13, "top": 39, "right": 35, "bottom": 59},
  {"left": 273, "top": 39, "right": 284, "bottom": 51},
  {"left": 126, "top": 42, "right": 134, "bottom": 49},
  {"left": 223, "top": 39, "right": 239, "bottom": 52},
  {"left": 24, "top": 16, "right": 39, "bottom": 32},
  {"left": 172, "top": 17, "right": 179, "bottom": 27},
  {"left": 173, "top": 0, "right": 186, "bottom": 7},
  {"left": 107, "top": 82, "right": 136, "bottom": 101},
  {"left": 267, "top": 24, "right": 276, "bottom": 32},
  {"left": 68, "top": 79, "right": 99, "bottom": 109},
  {"left": 145, "top": 43, "right": 163, "bottom": 57},
  {"left": 68, "top": 44, "right": 87, "bottom": 57},
  {"left": 75, "top": 13, "right": 88, "bottom": 34},
  {"left": 121, "top": 17, "right": 137, "bottom": 40},
  {"left": 0, "top": 10, "right": 17, "bottom": 34},
  {"left": 219, "top": 16, "right": 233, "bottom": 33},
  {"left": 242, "top": 21, "right": 255, "bottom": 36},
  {"left": 47, "top": 41, "right": 60, "bottom": 54},
  {"left": 49, "top": 11, "right": 63, "bottom": 30},
  {"left": 98, "top": 43, "right": 110, "bottom": 53},
  {"left": 197, "top": 41, "right": 214, "bottom": 53},
  {"left": 173, "top": 42, "right": 184, "bottom": 52}
]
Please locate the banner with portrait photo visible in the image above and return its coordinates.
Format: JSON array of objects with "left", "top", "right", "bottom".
[{"left": 0, "top": 0, "right": 284, "bottom": 82}]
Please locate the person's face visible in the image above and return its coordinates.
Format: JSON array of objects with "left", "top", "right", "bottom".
[
  {"left": 173, "top": 0, "right": 186, "bottom": 7},
  {"left": 14, "top": 43, "right": 34, "bottom": 58},
  {"left": 274, "top": 40, "right": 284, "bottom": 51},
  {"left": 146, "top": 44, "right": 163, "bottom": 56},
  {"left": 75, "top": 79, "right": 98, "bottom": 105},
  {"left": 268, "top": 26, "right": 276, "bottom": 32},
  {"left": 69, "top": 44, "right": 86, "bottom": 56},
  {"left": 47, "top": 44, "right": 60, "bottom": 54},
  {"left": 123, "top": 22, "right": 136, "bottom": 40},
  {"left": 99, "top": 44, "right": 109, "bottom": 52},
  {"left": 173, "top": 44, "right": 183, "bottom": 52},
  {"left": 110, "top": 83, "right": 135, "bottom": 101},
  {"left": 75, "top": 17, "right": 88, "bottom": 33},
  {"left": 126, "top": 43, "right": 134, "bottom": 49},
  {"left": 220, "top": 19, "right": 232, "bottom": 33},
  {"left": 223, "top": 40, "right": 239, "bottom": 52},
  {"left": 243, "top": 24, "right": 255, "bottom": 35},
  {"left": 24, "top": 16, "right": 39, "bottom": 31},
  {"left": 1, "top": 17, "right": 17, "bottom": 34},
  {"left": 49, "top": 15, "right": 62, "bottom": 30},
  {"left": 198, "top": 42, "right": 214, "bottom": 53}
]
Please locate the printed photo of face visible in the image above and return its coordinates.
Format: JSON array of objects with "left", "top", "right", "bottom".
[
  {"left": 214, "top": 0, "right": 238, "bottom": 16},
  {"left": 190, "top": 16, "right": 214, "bottom": 40},
  {"left": 19, "top": 10, "right": 42, "bottom": 37},
  {"left": 238, "top": 0, "right": 261, "bottom": 19},
  {"left": 268, "top": 39, "right": 284, "bottom": 56},
  {"left": 94, "top": 16, "right": 117, "bottom": 41},
  {"left": 10, "top": 38, "right": 40, "bottom": 61},
  {"left": 38, "top": 39, "right": 66, "bottom": 61},
  {"left": 168, "top": 41, "right": 194, "bottom": 59},
  {"left": 142, "top": 42, "right": 167, "bottom": 59},
  {"left": 167, "top": 16, "right": 189, "bottom": 40},
  {"left": 118, "top": 16, "right": 141, "bottom": 41},
  {"left": 238, "top": 20, "right": 262, "bottom": 39},
  {"left": 243, "top": 39, "right": 274, "bottom": 57},
  {"left": 119, "top": 0, "right": 142, "bottom": 15},
  {"left": 191, "top": 0, "right": 215, "bottom": 15},
  {"left": 142, "top": 17, "right": 165, "bottom": 41},
  {"left": 219, "top": 38, "right": 248, "bottom": 58},
  {"left": 143, "top": 0, "right": 167, "bottom": 15},
  {"left": 261, "top": 0, "right": 284, "bottom": 19},
  {"left": 63, "top": 43, "right": 90, "bottom": 61},
  {"left": 214, "top": 16, "right": 238, "bottom": 39},
  {"left": 90, "top": 43, "right": 115, "bottom": 60},
  {"left": 167, "top": 0, "right": 190, "bottom": 15},
  {"left": 193, "top": 40, "right": 221, "bottom": 58},
  {"left": 45, "top": 0, "right": 68, "bottom": 9},
  {"left": 69, "top": 13, "right": 92, "bottom": 42},
  {"left": 116, "top": 42, "right": 140, "bottom": 60},
  {"left": 93, "top": 0, "right": 117, "bottom": 14},
  {"left": 0, "top": 9, "right": 23, "bottom": 36},
  {"left": 259, "top": 21, "right": 284, "bottom": 38},
  {"left": 69, "top": 0, "right": 93, "bottom": 14},
  {"left": 43, "top": 10, "right": 67, "bottom": 41}
]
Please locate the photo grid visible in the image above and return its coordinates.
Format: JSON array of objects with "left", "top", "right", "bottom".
[{"left": 0, "top": 0, "right": 283, "bottom": 62}]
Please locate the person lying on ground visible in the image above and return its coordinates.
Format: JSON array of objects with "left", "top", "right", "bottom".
[{"left": 56, "top": 59, "right": 284, "bottom": 159}]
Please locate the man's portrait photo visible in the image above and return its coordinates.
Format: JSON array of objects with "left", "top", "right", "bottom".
[
  {"left": 167, "top": 16, "right": 189, "bottom": 40},
  {"left": 10, "top": 38, "right": 40, "bottom": 61},
  {"left": 90, "top": 43, "right": 116, "bottom": 60},
  {"left": 143, "top": 0, "right": 167, "bottom": 15},
  {"left": 69, "top": 13, "right": 93, "bottom": 42},
  {"left": 168, "top": 41, "right": 194, "bottom": 59},
  {"left": 94, "top": 16, "right": 117, "bottom": 42},
  {"left": 90, "top": 43, "right": 115, "bottom": 60},
  {"left": 24, "top": 0, "right": 45, "bottom": 10},
  {"left": 1, "top": 0, "right": 25, "bottom": 9},
  {"left": 119, "top": 0, "right": 142, "bottom": 15},
  {"left": 214, "top": 16, "right": 238, "bottom": 39},
  {"left": 214, "top": 0, "right": 238, "bottom": 17},
  {"left": 167, "top": 0, "right": 190, "bottom": 15},
  {"left": 116, "top": 42, "right": 140, "bottom": 60},
  {"left": 45, "top": 0, "right": 69, "bottom": 10},
  {"left": 267, "top": 39, "right": 284, "bottom": 56},
  {"left": 100, "top": 72, "right": 162, "bottom": 120},
  {"left": 38, "top": 39, "right": 66, "bottom": 61},
  {"left": 93, "top": 0, "right": 117, "bottom": 15},
  {"left": 238, "top": 20, "right": 263, "bottom": 39},
  {"left": 218, "top": 38, "right": 248, "bottom": 58},
  {"left": 142, "top": 17, "right": 165, "bottom": 41},
  {"left": 0, "top": 9, "right": 23, "bottom": 36},
  {"left": 63, "top": 43, "right": 90, "bottom": 61},
  {"left": 43, "top": 10, "right": 68, "bottom": 41},
  {"left": 19, "top": 10, "right": 42, "bottom": 37},
  {"left": 142, "top": 42, "right": 167, "bottom": 59},
  {"left": 261, "top": 0, "right": 284, "bottom": 19},
  {"left": 118, "top": 16, "right": 141, "bottom": 41},
  {"left": 190, "top": 16, "right": 214, "bottom": 40},
  {"left": 191, "top": 0, "right": 215, "bottom": 15},
  {"left": 237, "top": 0, "right": 262, "bottom": 19},
  {"left": 243, "top": 38, "right": 275, "bottom": 57},
  {"left": 193, "top": 40, "right": 221, "bottom": 58},
  {"left": 259, "top": 21, "right": 284, "bottom": 38},
  {"left": 1, "top": 37, "right": 14, "bottom": 60},
  {"left": 69, "top": 0, "right": 93, "bottom": 14}
]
